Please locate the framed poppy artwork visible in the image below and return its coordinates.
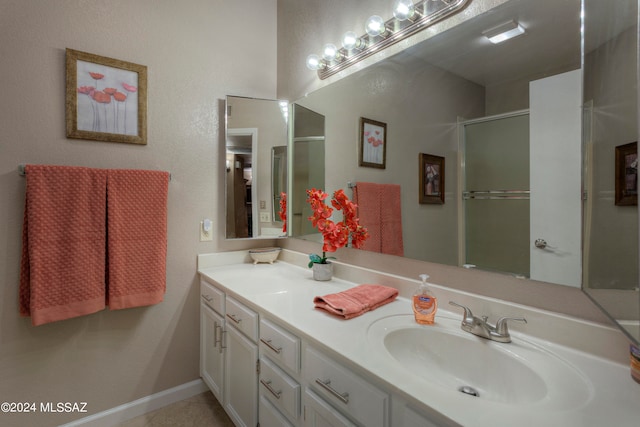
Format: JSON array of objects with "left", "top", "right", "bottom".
[
  {"left": 419, "top": 153, "right": 445, "bottom": 204},
  {"left": 615, "top": 141, "right": 638, "bottom": 206},
  {"left": 66, "top": 48, "right": 147, "bottom": 145},
  {"left": 359, "top": 117, "right": 387, "bottom": 169}
]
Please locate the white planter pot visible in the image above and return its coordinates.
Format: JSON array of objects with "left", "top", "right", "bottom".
[{"left": 312, "top": 262, "right": 333, "bottom": 281}]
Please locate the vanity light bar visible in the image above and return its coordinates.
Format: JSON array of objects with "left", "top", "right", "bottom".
[{"left": 307, "top": 0, "right": 472, "bottom": 80}]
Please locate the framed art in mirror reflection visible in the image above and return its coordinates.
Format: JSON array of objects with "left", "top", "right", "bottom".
[
  {"left": 419, "top": 153, "right": 445, "bottom": 205},
  {"left": 615, "top": 141, "right": 637, "bottom": 206},
  {"left": 359, "top": 117, "right": 387, "bottom": 169}
]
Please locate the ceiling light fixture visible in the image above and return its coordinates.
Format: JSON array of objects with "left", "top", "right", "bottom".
[
  {"left": 482, "top": 20, "right": 526, "bottom": 44},
  {"left": 306, "top": 0, "right": 471, "bottom": 80}
]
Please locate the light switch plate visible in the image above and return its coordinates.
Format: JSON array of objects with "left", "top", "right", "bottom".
[
  {"left": 200, "top": 220, "right": 213, "bottom": 241},
  {"left": 259, "top": 212, "right": 271, "bottom": 223}
]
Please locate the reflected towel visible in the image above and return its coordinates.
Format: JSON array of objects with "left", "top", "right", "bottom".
[
  {"left": 19, "top": 165, "right": 107, "bottom": 326},
  {"left": 107, "top": 169, "right": 169, "bottom": 310},
  {"left": 354, "top": 182, "right": 404, "bottom": 256},
  {"left": 313, "top": 284, "right": 398, "bottom": 319}
]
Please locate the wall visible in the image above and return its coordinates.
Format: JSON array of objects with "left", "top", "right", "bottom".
[{"left": 0, "top": 0, "right": 276, "bottom": 425}]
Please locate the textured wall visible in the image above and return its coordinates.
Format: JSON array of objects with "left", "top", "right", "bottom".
[{"left": 0, "top": 0, "right": 276, "bottom": 425}]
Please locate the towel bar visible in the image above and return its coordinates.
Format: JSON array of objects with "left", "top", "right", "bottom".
[
  {"left": 462, "top": 190, "right": 529, "bottom": 200},
  {"left": 18, "top": 164, "right": 172, "bottom": 181}
]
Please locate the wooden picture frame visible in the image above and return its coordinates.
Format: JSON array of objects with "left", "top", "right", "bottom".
[
  {"left": 66, "top": 48, "right": 147, "bottom": 145},
  {"left": 419, "top": 153, "right": 445, "bottom": 204},
  {"left": 359, "top": 117, "right": 387, "bottom": 169},
  {"left": 615, "top": 141, "right": 638, "bottom": 206}
]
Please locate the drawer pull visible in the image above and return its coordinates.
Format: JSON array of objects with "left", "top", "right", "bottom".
[
  {"left": 260, "top": 338, "right": 282, "bottom": 354},
  {"left": 260, "top": 379, "right": 282, "bottom": 399},
  {"left": 202, "top": 294, "right": 213, "bottom": 302},
  {"left": 226, "top": 313, "right": 242, "bottom": 324},
  {"left": 213, "top": 321, "right": 219, "bottom": 348},
  {"left": 220, "top": 329, "right": 227, "bottom": 350},
  {"left": 214, "top": 323, "right": 225, "bottom": 353},
  {"left": 315, "top": 378, "right": 349, "bottom": 404}
]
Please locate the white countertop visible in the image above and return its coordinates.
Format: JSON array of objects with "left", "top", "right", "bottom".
[{"left": 198, "top": 252, "right": 640, "bottom": 427}]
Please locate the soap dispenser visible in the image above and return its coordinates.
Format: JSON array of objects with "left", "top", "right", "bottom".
[{"left": 412, "top": 274, "right": 437, "bottom": 324}]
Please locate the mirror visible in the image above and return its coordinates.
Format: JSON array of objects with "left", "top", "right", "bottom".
[
  {"left": 582, "top": 0, "right": 639, "bottom": 343},
  {"left": 288, "top": 0, "right": 639, "bottom": 343},
  {"left": 272, "top": 145, "right": 287, "bottom": 224},
  {"left": 290, "top": 103, "right": 326, "bottom": 238},
  {"left": 225, "top": 95, "right": 288, "bottom": 239}
]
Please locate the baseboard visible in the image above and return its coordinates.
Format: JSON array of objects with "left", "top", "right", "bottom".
[{"left": 58, "top": 379, "right": 209, "bottom": 427}]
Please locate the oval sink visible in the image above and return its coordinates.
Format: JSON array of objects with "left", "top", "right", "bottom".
[{"left": 367, "top": 314, "right": 592, "bottom": 409}]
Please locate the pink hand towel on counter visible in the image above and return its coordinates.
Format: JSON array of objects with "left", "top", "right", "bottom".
[
  {"left": 19, "top": 165, "right": 107, "bottom": 326},
  {"left": 313, "top": 284, "right": 399, "bottom": 319},
  {"left": 107, "top": 169, "right": 169, "bottom": 310}
]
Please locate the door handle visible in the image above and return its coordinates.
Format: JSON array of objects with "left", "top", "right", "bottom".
[{"left": 534, "top": 238, "right": 547, "bottom": 249}]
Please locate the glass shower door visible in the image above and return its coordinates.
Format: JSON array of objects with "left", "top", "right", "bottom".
[{"left": 463, "top": 113, "right": 530, "bottom": 277}]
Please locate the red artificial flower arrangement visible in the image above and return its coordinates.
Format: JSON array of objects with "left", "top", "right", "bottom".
[
  {"left": 306, "top": 188, "right": 369, "bottom": 266},
  {"left": 278, "top": 192, "right": 287, "bottom": 233}
]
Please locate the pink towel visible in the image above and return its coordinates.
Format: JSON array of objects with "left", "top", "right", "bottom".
[
  {"left": 354, "top": 182, "right": 404, "bottom": 256},
  {"left": 20, "top": 165, "right": 107, "bottom": 326},
  {"left": 107, "top": 169, "right": 169, "bottom": 310},
  {"left": 313, "top": 284, "right": 398, "bottom": 319}
]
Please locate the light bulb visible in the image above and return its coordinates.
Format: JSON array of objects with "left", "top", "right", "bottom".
[
  {"left": 365, "top": 15, "right": 387, "bottom": 37},
  {"left": 306, "top": 54, "right": 326, "bottom": 71},
  {"left": 393, "top": 0, "right": 416, "bottom": 21},
  {"left": 342, "top": 31, "right": 367, "bottom": 51},
  {"left": 322, "top": 43, "right": 342, "bottom": 62}
]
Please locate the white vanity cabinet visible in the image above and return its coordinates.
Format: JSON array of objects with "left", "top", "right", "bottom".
[
  {"left": 225, "top": 319, "right": 258, "bottom": 427},
  {"left": 200, "top": 280, "right": 225, "bottom": 401},
  {"left": 199, "top": 280, "right": 259, "bottom": 427},
  {"left": 259, "top": 318, "right": 302, "bottom": 426}
]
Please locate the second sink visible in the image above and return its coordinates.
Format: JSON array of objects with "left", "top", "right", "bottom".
[{"left": 367, "top": 314, "right": 592, "bottom": 409}]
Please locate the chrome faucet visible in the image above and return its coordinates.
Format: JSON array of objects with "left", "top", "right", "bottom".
[{"left": 448, "top": 301, "right": 527, "bottom": 343}]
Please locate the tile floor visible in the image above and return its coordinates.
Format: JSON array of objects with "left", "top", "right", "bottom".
[{"left": 115, "top": 392, "right": 234, "bottom": 427}]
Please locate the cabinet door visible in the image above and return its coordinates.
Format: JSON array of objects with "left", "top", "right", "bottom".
[
  {"left": 303, "top": 389, "right": 357, "bottom": 427},
  {"left": 224, "top": 322, "right": 258, "bottom": 427},
  {"left": 200, "top": 303, "right": 225, "bottom": 401}
]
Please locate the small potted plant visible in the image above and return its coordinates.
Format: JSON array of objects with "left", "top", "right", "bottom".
[{"left": 306, "top": 188, "right": 369, "bottom": 280}]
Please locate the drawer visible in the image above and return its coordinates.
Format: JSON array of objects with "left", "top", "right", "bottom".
[
  {"left": 200, "top": 280, "right": 224, "bottom": 315},
  {"left": 260, "top": 356, "right": 300, "bottom": 422},
  {"left": 303, "top": 389, "right": 357, "bottom": 427},
  {"left": 226, "top": 296, "right": 258, "bottom": 342},
  {"left": 259, "top": 395, "right": 295, "bottom": 427},
  {"left": 304, "top": 346, "right": 389, "bottom": 427},
  {"left": 260, "top": 318, "right": 301, "bottom": 374}
]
